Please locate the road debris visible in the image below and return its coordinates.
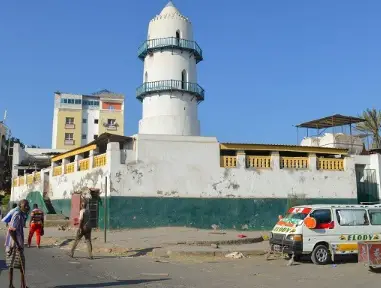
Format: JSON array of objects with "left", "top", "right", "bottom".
[{"left": 225, "top": 252, "right": 245, "bottom": 259}]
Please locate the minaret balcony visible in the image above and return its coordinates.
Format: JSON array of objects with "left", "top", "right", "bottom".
[
  {"left": 136, "top": 80, "right": 205, "bottom": 103},
  {"left": 138, "top": 37, "right": 203, "bottom": 63}
]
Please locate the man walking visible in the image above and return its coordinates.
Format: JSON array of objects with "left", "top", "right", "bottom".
[
  {"left": 70, "top": 201, "right": 93, "bottom": 259},
  {"left": 27, "top": 204, "right": 44, "bottom": 248},
  {"left": 5, "top": 199, "right": 30, "bottom": 288},
  {"left": 2, "top": 203, "right": 18, "bottom": 227}
]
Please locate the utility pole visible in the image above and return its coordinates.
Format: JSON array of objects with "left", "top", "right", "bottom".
[{"left": 104, "top": 176, "right": 108, "bottom": 243}]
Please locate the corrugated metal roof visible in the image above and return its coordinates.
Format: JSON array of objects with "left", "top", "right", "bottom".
[{"left": 296, "top": 114, "right": 365, "bottom": 129}]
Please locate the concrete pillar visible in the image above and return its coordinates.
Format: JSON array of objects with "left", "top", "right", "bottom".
[
  {"left": 236, "top": 150, "right": 246, "bottom": 169},
  {"left": 271, "top": 152, "right": 280, "bottom": 170},
  {"left": 369, "top": 154, "right": 381, "bottom": 197},
  {"left": 62, "top": 158, "right": 68, "bottom": 175},
  {"left": 309, "top": 153, "right": 317, "bottom": 171},
  {"left": 74, "top": 155, "right": 82, "bottom": 172},
  {"left": 89, "top": 150, "right": 95, "bottom": 169},
  {"left": 344, "top": 156, "right": 355, "bottom": 172},
  {"left": 106, "top": 142, "right": 121, "bottom": 196},
  {"left": 107, "top": 142, "right": 121, "bottom": 168},
  {"left": 23, "top": 170, "right": 27, "bottom": 185}
]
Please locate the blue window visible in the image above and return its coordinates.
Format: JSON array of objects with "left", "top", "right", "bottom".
[
  {"left": 61, "top": 98, "right": 68, "bottom": 104},
  {"left": 82, "top": 99, "right": 99, "bottom": 106},
  {"left": 75, "top": 99, "right": 82, "bottom": 104},
  {"left": 68, "top": 99, "right": 74, "bottom": 104}
]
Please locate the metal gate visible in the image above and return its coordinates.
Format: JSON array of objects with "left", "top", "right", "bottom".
[
  {"left": 88, "top": 196, "right": 99, "bottom": 229},
  {"left": 356, "top": 167, "right": 379, "bottom": 204}
]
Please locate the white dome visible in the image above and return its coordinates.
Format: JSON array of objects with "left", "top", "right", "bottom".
[{"left": 160, "top": 1, "right": 181, "bottom": 16}]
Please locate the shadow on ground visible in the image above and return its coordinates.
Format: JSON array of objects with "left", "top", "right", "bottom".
[
  {"left": 54, "top": 278, "right": 170, "bottom": 287},
  {"left": 127, "top": 247, "right": 160, "bottom": 257}
]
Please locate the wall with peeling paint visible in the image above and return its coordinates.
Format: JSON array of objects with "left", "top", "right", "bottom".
[
  {"left": 110, "top": 134, "right": 357, "bottom": 200},
  {"left": 12, "top": 136, "right": 379, "bottom": 230}
]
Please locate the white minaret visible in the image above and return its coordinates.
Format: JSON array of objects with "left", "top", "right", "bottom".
[{"left": 137, "top": 1, "right": 204, "bottom": 136}]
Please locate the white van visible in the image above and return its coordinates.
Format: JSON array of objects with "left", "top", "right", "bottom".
[{"left": 269, "top": 204, "right": 381, "bottom": 265}]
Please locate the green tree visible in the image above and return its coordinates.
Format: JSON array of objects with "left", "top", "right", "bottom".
[
  {"left": 1, "top": 137, "right": 25, "bottom": 192},
  {"left": 356, "top": 108, "right": 381, "bottom": 149}
]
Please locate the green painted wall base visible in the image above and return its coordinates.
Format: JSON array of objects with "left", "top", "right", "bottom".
[
  {"left": 52, "top": 197, "right": 357, "bottom": 230},
  {"left": 51, "top": 199, "right": 71, "bottom": 218},
  {"left": 51, "top": 197, "right": 357, "bottom": 231},
  {"left": 108, "top": 197, "right": 357, "bottom": 230}
]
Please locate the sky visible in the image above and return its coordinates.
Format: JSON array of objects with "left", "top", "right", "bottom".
[{"left": 1, "top": 0, "right": 380, "bottom": 148}]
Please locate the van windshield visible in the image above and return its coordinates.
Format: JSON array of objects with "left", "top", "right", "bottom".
[{"left": 282, "top": 213, "right": 308, "bottom": 224}]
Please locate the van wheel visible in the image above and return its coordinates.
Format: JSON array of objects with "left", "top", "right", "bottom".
[{"left": 311, "top": 245, "right": 331, "bottom": 265}]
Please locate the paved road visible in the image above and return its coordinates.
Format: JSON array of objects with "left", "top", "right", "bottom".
[{"left": 1, "top": 235, "right": 381, "bottom": 287}]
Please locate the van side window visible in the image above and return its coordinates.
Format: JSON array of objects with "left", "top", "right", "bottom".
[
  {"left": 336, "top": 209, "right": 369, "bottom": 226},
  {"left": 310, "top": 209, "right": 331, "bottom": 228},
  {"left": 368, "top": 210, "right": 381, "bottom": 225}
]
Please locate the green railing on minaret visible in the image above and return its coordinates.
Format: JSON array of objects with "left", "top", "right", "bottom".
[
  {"left": 138, "top": 37, "right": 203, "bottom": 63},
  {"left": 136, "top": 80, "right": 205, "bottom": 103}
]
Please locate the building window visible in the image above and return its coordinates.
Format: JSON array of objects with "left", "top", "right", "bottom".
[
  {"left": 65, "top": 133, "right": 73, "bottom": 140},
  {"left": 145, "top": 72, "right": 148, "bottom": 83},
  {"left": 64, "top": 133, "right": 74, "bottom": 145},
  {"left": 82, "top": 119, "right": 87, "bottom": 124},
  {"left": 94, "top": 135, "right": 98, "bottom": 140},
  {"left": 108, "top": 105, "right": 115, "bottom": 111},
  {"left": 108, "top": 119, "right": 116, "bottom": 125},
  {"left": 68, "top": 99, "right": 75, "bottom": 104},
  {"left": 83, "top": 100, "right": 100, "bottom": 106},
  {"left": 176, "top": 30, "right": 181, "bottom": 45},
  {"left": 181, "top": 69, "right": 187, "bottom": 89},
  {"left": 75, "top": 99, "right": 82, "bottom": 104},
  {"left": 65, "top": 117, "right": 74, "bottom": 124},
  {"left": 65, "top": 117, "right": 75, "bottom": 129},
  {"left": 82, "top": 134, "right": 86, "bottom": 140},
  {"left": 94, "top": 119, "right": 98, "bottom": 124}
]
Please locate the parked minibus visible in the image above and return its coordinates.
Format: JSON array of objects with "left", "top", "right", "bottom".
[{"left": 269, "top": 204, "right": 381, "bottom": 265}]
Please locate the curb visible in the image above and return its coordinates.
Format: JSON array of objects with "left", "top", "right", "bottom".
[
  {"left": 173, "top": 236, "right": 265, "bottom": 247},
  {"left": 152, "top": 248, "right": 267, "bottom": 258}
]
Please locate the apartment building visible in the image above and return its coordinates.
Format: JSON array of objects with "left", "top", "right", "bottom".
[{"left": 52, "top": 89, "right": 124, "bottom": 149}]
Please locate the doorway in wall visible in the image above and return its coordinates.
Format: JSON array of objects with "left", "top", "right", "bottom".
[
  {"left": 176, "top": 30, "right": 180, "bottom": 46},
  {"left": 355, "top": 164, "right": 379, "bottom": 204},
  {"left": 88, "top": 189, "right": 100, "bottom": 229}
]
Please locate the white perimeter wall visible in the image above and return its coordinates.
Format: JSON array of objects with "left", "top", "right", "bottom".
[
  {"left": 14, "top": 135, "right": 381, "bottom": 204},
  {"left": 109, "top": 135, "right": 358, "bottom": 200}
]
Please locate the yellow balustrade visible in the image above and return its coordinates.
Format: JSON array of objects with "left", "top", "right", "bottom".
[
  {"left": 35, "top": 172, "right": 41, "bottom": 182},
  {"left": 26, "top": 174, "right": 34, "bottom": 185},
  {"left": 281, "top": 157, "right": 309, "bottom": 169},
  {"left": 246, "top": 156, "right": 271, "bottom": 168},
  {"left": 220, "top": 156, "right": 237, "bottom": 168},
  {"left": 79, "top": 159, "right": 90, "bottom": 171},
  {"left": 94, "top": 154, "right": 107, "bottom": 168},
  {"left": 13, "top": 178, "right": 18, "bottom": 187},
  {"left": 53, "top": 166, "right": 62, "bottom": 176},
  {"left": 318, "top": 158, "right": 344, "bottom": 171},
  {"left": 65, "top": 163, "right": 75, "bottom": 174},
  {"left": 19, "top": 177, "right": 25, "bottom": 186}
]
